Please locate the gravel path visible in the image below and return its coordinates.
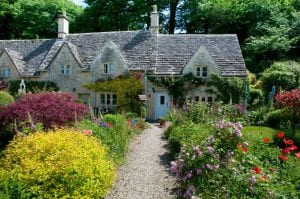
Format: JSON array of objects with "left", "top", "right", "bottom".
[{"left": 106, "top": 123, "right": 176, "bottom": 199}]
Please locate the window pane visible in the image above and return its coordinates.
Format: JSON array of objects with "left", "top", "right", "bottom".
[
  {"left": 103, "top": 64, "right": 108, "bottom": 74},
  {"left": 66, "top": 65, "right": 71, "bottom": 75},
  {"left": 195, "top": 96, "right": 199, "bottom": 102},
  {"left": 112, "top": 94, "right": 117, "bottom": 105},
  {"left": 107, "top": 94, "right": 111, "bottom": 105},
  {"left": 100, "top": 94, "right": 105, "bottom": 105},
  {"left": 7, "top": 68, "right": 11, "bottom": 77},
  {"left": 196, "top": 67, "right": 201, "bottom": 76},
  {"left": 60, "top": 65, "right": 65, "bottom": 74},
  {"left": 109, "top": 63, "right": 116, "bottom": 74},
  {"left": 202, "top": 97, "right": 206, "bottom": 102},
  {"left": 202, "top": 67, "right": 208, "bottom": 77},
  {"left": 208, "top": 97, "right": 213, "bottom": 102},
  {"left": 160, "top": 95, "right": 165, "bottom": 105}
]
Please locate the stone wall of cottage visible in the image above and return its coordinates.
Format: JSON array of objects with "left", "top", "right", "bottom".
[{"left": 0, "top": 52, "right": 21, "bottom": 81}]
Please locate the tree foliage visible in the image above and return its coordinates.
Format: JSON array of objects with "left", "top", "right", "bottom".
[
  {"left": 0, "top": 0, "right": 82, "bottom": 39},
  {"left": 261, "top": 61, "right": 300, "bottom": 100}
]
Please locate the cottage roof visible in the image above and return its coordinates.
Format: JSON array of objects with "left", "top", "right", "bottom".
[{"left": 0, "top": 30, "right": 247, "bottom": 77}]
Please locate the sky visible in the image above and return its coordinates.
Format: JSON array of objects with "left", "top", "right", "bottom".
[{"left": 71, "top": 0, "right": 87, "bottom": 7}]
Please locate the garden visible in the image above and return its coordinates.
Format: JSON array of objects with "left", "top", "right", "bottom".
[
  {"left": 164, "top": 61, "right": 300, "bottom": 198},
  {"left": 0, "top": 83, "right": 147, "bottom": 198}
]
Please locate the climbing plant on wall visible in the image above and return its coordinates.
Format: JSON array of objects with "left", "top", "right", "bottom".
[
  {"left": 85, "top": 73, "right": 144, "bottom": 112},
  {"left": 148, "top": 73, "right": 205, "bottom": 107},
  {"left": 207, "top": 74, "right": 246, "bottom": 104}
]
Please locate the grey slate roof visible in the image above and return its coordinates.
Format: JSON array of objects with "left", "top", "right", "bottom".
[{"left": 0, "top": 30, "right": 247, "bottom": 77}]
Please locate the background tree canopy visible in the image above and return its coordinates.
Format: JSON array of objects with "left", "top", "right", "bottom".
[{"left": 0, "top": 0, "right": 299, "bottom": 74}]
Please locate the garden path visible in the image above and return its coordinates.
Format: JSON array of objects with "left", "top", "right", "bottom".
[{"left": 105, "top": 123, "right": 176, "bottom": 199}]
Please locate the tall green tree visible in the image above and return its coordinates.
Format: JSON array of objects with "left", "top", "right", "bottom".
[
  {"left": 0, "top": 0, "right": 17, "bottom": 39},
  {"left": 10, "top": 0, "right": 82, "bottom": 39}
]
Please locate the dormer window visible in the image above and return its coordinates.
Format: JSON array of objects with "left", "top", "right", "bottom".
[
  {"left": 0, "top": 68, "right": 11, "bottom": 77},
  {"left": 60, "top": 64, "right": 71, "bottom": 75},
  {"left": 102, "top": 63, "right": 116, "bottom": 74},
  {"left": 195, "top": 66, "right": 208, "bottom": 77}
]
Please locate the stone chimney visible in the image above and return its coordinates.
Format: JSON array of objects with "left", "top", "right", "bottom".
[
  {"left": 58, "top": 11, "right": 69, "bottom": 39},
  {"left": 150, "top": 5, "right": 159, "bottom": 34}
]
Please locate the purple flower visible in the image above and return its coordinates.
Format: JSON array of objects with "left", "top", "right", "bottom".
[
  {"left": 207, "top": 146, "right": 214, "bottom": 155},
  {"left": 206, "top": 163, "right": 214, "bottom": 170},
  {"left": 226, "top": 150, "right": 234, "bottom": 158},
  {"left": 182, "top": 172, "right": 192, "bottom": 181},
  {"left": 193, "top": 145, "right": 203, "bottom": 157},
  {"left": 235, "top": 122, "right": 243, "bottom": 130},
  {"left": 208, "top": 136, "right": 215, "bottom": 144},
  {"left": 196, "top": 169, "right": 203, "bottom": 175},
  {"left": 233, "top": 128, "right": 242, "bottom": 137},
  {"left": 170, "top": 161, "right": 178, "bottom": 174},
  {"left": 250, "top": 175, "right": 256, "bottom": 184}
]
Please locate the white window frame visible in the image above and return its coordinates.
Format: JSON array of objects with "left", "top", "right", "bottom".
[
  {"left": 102, "top": 63, "right": 116, "bottom": 75},
  {"left": 0, "top": 68, "right": 11, "bottom": 77},
  {"left": 60, "top": 64, "right": 71, "bottom": 76},
  {"left": 195, "top": 66, "right": 208, "bottom": 78},
  {"left": 100, "top": 92, "right": 117, "bottom": 106}
]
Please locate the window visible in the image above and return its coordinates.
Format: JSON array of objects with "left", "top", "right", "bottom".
[
  {"left": 102, "top": 63, "right": 116, "bottom": 74},
  {"left": 196, "top": 67, "right": 201, "bottom": 77},
  {"left": 100, "top": 93, "right": 117, "bottom": 106},
  {"left": 195, "top": 96, "right": 199, "bottom": 102},
  {"left": 60, "top": 64, "right": 71, "bottom": 75},
  {"left": 195, "top": 66, "right": 208, "bottom": 77},
  {"left": 208, "top": 96, "right": 213, "bottom": 103},
  {"left": 160, "top": 95, "right": 165, "bottom": 105},
  {"left": 202, "top": 67, "right": 208, "bottom": 77},
  {"left": 0, "top": 68, "right": 11, "bottom": 77}
]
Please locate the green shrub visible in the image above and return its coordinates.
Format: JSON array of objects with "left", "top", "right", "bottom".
[
  {"left": 0, "top": 129, "right": 116, "bottom": 198},
  {"left": 79, "top": 114, "right": 138, "bottom": 165},
  {"left": 265, "top": 109, "right": 291, "bottom": 129},
  {"left": 8, "top": 80, "right": 59, "bottom": 96},
  {"left": 0, "top": 91, "right": 14, "bottom": 107}
]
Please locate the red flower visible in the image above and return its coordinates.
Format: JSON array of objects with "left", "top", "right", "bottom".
[
  {"left": 282, "top": 148, "right": 290, "bottom": 154},
  {"left": 295, "top": 152, "right": 300, "bottom": 158},
  {"left": 252, "top": 166, "right": 261, "bottom": 174},
  {"left": 261, "top": 175, "right": 267, "bottom": 181},
  {"left": 263, "top": 137, "right": 270, "bottom": 143},
  {"left": 277, "top": 132, "right": 285, "bottom": 139},
  {"left": 288, "top": 145, "right": 298, "bottom": 151},
  {"left": 242, "top": 147, "right": 248, "bottom": 153},
  {"left": 279, "top": 155, "right": 288, "bottom": 161},
  {"left": 283, "top": 138, "right": 294, "bottom": 146}
]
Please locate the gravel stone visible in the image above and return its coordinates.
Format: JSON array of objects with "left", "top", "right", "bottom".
[{"left": 106, "top": 123, "right": 176, "bottom": 199}]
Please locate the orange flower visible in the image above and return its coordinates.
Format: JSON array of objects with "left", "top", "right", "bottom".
[
  {"left": 242, "top": 146, "right": 248, "bottom": 153},
  {"left": 263, "top": 137, "right": 270, "bottom": 143},
  {"left": 252, "top": 166, "right": 261, "bottom": 174},
  {"left": 261, "top": 175, "right": 267, "bottom": 181},
  {"left": 277, "top": 132, "right": 285, "bottom": 139},
  {"left": 279, "top": 155, "right": 288, "bottom": 161}
]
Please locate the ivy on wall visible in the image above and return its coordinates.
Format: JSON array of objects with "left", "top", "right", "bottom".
[
  {"left": 85, "top": 74, "right": 144, "bottom": 112},
  {"left": 207, "top": 74, "right": 246, "bottom": 104},
  {"left": 148, "top": 73, "right": 205, "bottom": 107}
]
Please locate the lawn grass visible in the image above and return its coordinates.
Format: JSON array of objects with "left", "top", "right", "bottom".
[{"left": 242, "top": 126, "right": 278, "bottom": 141}]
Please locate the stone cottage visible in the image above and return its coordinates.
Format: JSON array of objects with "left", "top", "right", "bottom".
[{"left": 0, "top": 6, "right": 247, "bottom": 120}]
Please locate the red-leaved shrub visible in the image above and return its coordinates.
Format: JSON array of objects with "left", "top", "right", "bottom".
[{"left": 0, "top": 92, "right": 89, "bottom": 128}]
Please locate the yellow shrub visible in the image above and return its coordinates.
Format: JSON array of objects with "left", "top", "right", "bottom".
[{"left": 0, "top": 129, "right": 116, "bottom": 198}]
